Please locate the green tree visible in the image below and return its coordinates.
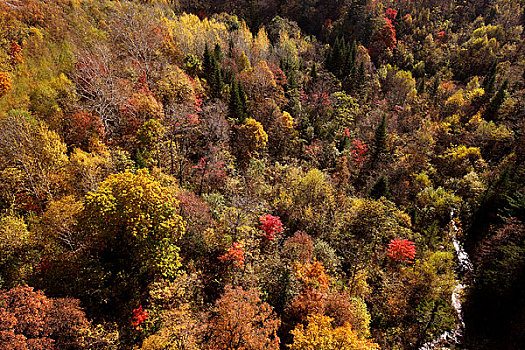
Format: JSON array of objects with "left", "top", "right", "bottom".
[
  {"left": 229, "top": 79, "right": 245, "bottom": 122},
  {"left": 369, "top": 175, "right": 391, "bottom": 200},
  {"left": 372, "top": 115, "right": 388, "bottom": 162},
  {"left": 484, "top": 80, "right": 508, "bottom": 120}
]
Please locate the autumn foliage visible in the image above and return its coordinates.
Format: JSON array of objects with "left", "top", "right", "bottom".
[
  {"left": 218, "top": 242, "right": 246, "bottom": 269},
  {"left": 0, "top": 72, "right": 11, "bottom": 97},
  {"left": 204, "top": 285, "right": 280, "bottom": 350},
  {"left": 131, "top": 305, "right": 149, "bottom": 331},
  {"left": 259, "top": 214, "right": 284, "bottom": 241},
  {"left": 289, "top": 314, "right": 379, "bottom": 350},
  {"left": 387, "top": 238, "right": 416, "bottom": 263}
]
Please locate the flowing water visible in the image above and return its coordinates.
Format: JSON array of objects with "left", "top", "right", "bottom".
[{"left": 418, "top": 210, "right": 473, "bottom": 350}]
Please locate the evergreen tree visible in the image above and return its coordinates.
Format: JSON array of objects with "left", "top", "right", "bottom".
[
  {"left": 287, "top": 69, "right": 298, "bottom": 92},
  {"left": 203, "top": 44, "right": 213, "bottom": 80},
  {"left": 229, "top": 79, "right": 245, "bottom": 122},
  {"left": 214, "top": 42, "right": 223, "bottom": 62},
  {"left": 343, "top": 46, "right": 356, "bottom": 77},
  {"left": 373, "top": 115, "right": 388, "bottom": 160},
  {"left": 211, "top": 59, "right": 224, "bottom": 98},
  {"left": 228, "top": 38, "right": 234, "bottom": 57},
  {"left": 310, "top": 63, "right": 318, "bottom": 80},
  {"left": 238, "top": 80, "right": 247, "bottom": 119},
  {"left": 431, "top": 76, "right": 440, "bottom": 98},
  {"left": 484, "top": 80, "right": 508, "bottom": 120},
  {"left": 358, "top": 61, "right": 366, "bottom": 85},
  {"left": 418, "top": 75, "right": 426, "bottom": 94},
  {"left": 369, "top": 175, "right": 391, "bottom": 200},
  {"left": 483, "top": 61, "right": 497, "bottom": 95},
  {"left": 351, "top": 40, "right": 357, "bottom": 63}
]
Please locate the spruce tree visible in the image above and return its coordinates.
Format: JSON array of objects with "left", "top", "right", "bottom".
[
  {"left": 203, "top": 44, "right": 213, "bottom": 80},
  {"left": 483, "top": 61, "right": 497, "bottom": 95},
  {"left": 229, "top": 79, "right": 241, "bottom": 120},
  {"left": 310, "top": 63, "right": 318, "bottom": 80},
  {"left": 358, "top": 61, "right": 366, "bottom": 85},
  {"left": 229, "top": 79, "right": 246, "bottom": 122},
  {"left": 431, "top": 76, "right": 440, "bottom": 98},
  {"left": 287, "top": 69, "right": 297, "bottom": 92},
  {"left": 238, "top": 80, "right": 247, "bottom": 120},
  {"left": 214, "top": 42, "right": 223, "bottom": 62},
  {"left": 373, "top": 115, "right": 387, "bottom": 160},
  {"left": 369, "top": 175, "right": 391, "bottom": 200},
  {"left": 484, "top": 80, "right": 508, "bottom": 120},
  {"left": 211, "top": 59, "right": 223, "bottom": 98},
  {"left": 418, "top": 75, "right": 426, "bottom": 94},
  {"left": 343, "top": 47, "right": 356, "bottom": 77}
]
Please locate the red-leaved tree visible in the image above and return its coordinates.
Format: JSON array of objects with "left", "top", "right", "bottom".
[
  {"left": 387, "top": 238, "right": 416, "bottom": 263},
  {"left": 259, "top": 214, "right": 284, "bottom": 241}
]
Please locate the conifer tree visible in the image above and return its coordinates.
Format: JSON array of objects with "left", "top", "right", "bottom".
[
  {"left": 203, "top": 44, "right": 213, "bottom": 80},
  {"left": 229, "top": 79, "right": 244, "bottom": 122},
  {"left": 212, "top": 62, "right": 224, "bottom": 98},
  {"left": 214, "top": 42, "right": 223, "bottom": 62},
  {"left": 431, "top": 76, "right": 440, "bottom": 98},
  {"left": 484, "top": 80, "right": 508, "bottom": 120},
  {"left": 373, "top": 115, "right": 387, "bottom": 160},
  {"left": 418, "top": 75, "right": 426, "bottom": 94},
  {"left": 310, "top": 63, "right": 318, "bottom": 80},
  {"left": 358, "top": 61, "right": 366, "bottom": 85},
  {"left": 238, "top": 80, "right": 247, "bottom": 119},
  {"left": 287, "top": 69, "right": 298, "bottom": 92},
  {"left": 369, "top": 175, "right": 391, "bottom": 200},
  {"left": 483, "top": 61, "right": 497, "bottom": 95}
]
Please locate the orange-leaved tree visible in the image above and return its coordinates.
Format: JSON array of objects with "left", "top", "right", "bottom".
[{"left": 204, "top": 285, "right": 280, "bottom": 350}]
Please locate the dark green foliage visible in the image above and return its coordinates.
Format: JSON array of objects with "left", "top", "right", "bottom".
[
  {"left": 310, "top": 62, "right": 318, "bottom": 80},
  {"left": 214, "top": 42, "right": 223, "bottom": 62},
  {"left": 211, "top": 58, "right": 224, "bottom": 98},
  {"left": 369, "top": 175, "right": 391, "bottom": 200},
  {"left": 418, "top": 75, "right": 426, "bottom": 94},
  {"left": 326, "top": 37, "right": 357, "bottom": 81},
  {"left": 431, "top": 76, "right": 440, "bottom": 98},
  {"left": 483, "top": 61, "right": 497, "bottom": 95},
  {"left": 484, "top": 80, "right": 508, "bottom": 120},
  {"left": 203, "top": 43, "right": 213, "bottom": 80},
  {"left": 372, "top": 115, "right": 388, "bottom": 161},
  {"left": 229, "top": 79, "right": 245, "bottom": 122}
]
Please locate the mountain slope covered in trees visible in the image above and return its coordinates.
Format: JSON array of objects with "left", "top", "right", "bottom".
[{"left": 0, "top": 0, "right": 524, "bottom": 349}]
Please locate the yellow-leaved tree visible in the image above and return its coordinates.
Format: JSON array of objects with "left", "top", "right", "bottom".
[{"left": 289, "top": 314, "right": 379, "bottom": 350}]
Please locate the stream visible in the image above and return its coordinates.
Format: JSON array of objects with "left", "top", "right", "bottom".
[{"left": 418, "top": 210, "right": 473, "bottom": 350}]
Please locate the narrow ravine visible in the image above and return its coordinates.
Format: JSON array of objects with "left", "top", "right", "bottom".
[{"left": 419, "top": 210, "right": 473, "bottom": 350}]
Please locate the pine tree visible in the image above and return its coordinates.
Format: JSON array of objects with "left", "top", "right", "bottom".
[
  {"left": 228, "top": 38, "right": 234, "bottom": 57},
  {"left": 431, "top": 76, "right": 440, "bottom": 98},
  {"left": 484, "top": 80, "right": 508, "bottom": 120},
  {"left": 310, "top": 63, "right": 318, "bottom": 80},
  {"left": 229, "top": 79, "right": 245, "bottom": 122},
  {"left": 369, "top": 175, "right": 391, "bottom": 200},
  {"left": 373, "top": 115, "right": 387, "bottom": 160},
  {"left": 287, "top": 69, "right": 298, "bottom": 92},
  {"left": 418, "top": 75, "right": 426, "bottom": 94},
  {"left": 343, "top": 46, "right": 356, "bottom": 77},
  {"left": 211, "top": 58, "right": 224, "bottom": 98},
  {"left": 238, "top": 80, "right": 247, "bottom": 120},
  {"left": 214, "top": 42, "right": 223, "bottom": 62},
  {"left": 483, "top": 61, "right": 497, "bottom": 95},
  {"left": 358, "top": 61, "right": 366, "bottom": 85},
  {"left": 203, "top": 44, "right": 213, "bottom": 80}
]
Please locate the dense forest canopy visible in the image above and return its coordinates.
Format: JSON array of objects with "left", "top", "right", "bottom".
[{"left": 0, "top": 0, "right": 524, "bottom": 349}]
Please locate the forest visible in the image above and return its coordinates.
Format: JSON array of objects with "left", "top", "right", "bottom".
[{"left": 0, "top": 0, "right": 524, "bottom": 349}]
